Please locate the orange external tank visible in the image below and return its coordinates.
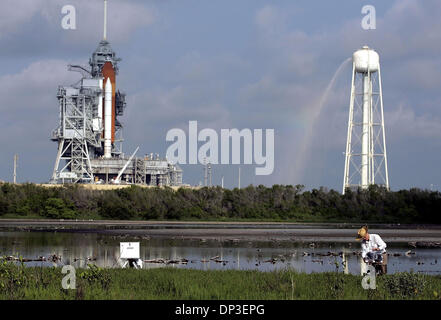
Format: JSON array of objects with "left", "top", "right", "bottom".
[{"left": 102, "top": 61, "right": 116, "bottom": 143}]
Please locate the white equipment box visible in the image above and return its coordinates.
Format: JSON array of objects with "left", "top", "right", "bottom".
[{"left": 120, "top": 242, "right": 140, "bottom": 259}]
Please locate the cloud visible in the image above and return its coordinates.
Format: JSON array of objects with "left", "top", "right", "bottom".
[
  {"left": 124, "top": 49, "right": 253, "bottom": 148},
  {"left": 0, "top": 0, "right": 157, "bottom": 57},
  {"left": 392, "top": 58, "right": 441, "bottom": 91},
  {"left": 0, "top": 0, "right": 44, "bottom": 38},
  {"left": 244, "top": 0, "right": 441, "bottom": 188},
  {"left": 128, "top": 85, "right": 232, "bottom": 132},
  {"left": 0, "top": 59, "right": 78, "bottom": 123},
  {"left": 337, "top": 0, "right": 441, "bottom": 60},
  {"left": 0, "top": 59, "right": 81, "bottom": 182},
  {"left": 255, "top": 5, "right": 284, "bottom": 31},
  {"left": 387, "top": 103, "right": 441, "bottom": 141},
  {"left": 1, "top": 0, "right": 441, "bottom": 189},
  {"left": 51, "top": 0, "right": 156, "bottom": 44}
]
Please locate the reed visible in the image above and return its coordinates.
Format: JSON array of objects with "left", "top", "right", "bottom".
[{"left": 0, "top": 261, "right": 440, "bottom": 300}]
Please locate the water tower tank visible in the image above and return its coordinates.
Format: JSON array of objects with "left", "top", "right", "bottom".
[{"left": 353, "top": 46, "right": 379, "bottom": 73}]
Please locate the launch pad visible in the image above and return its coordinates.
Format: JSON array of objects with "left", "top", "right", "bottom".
[
  {"left": 89, "top": 155, "right": 182, "bottom": 186},
  {"left": 50, "top": 0, "right": 182, "bottom": 187}
]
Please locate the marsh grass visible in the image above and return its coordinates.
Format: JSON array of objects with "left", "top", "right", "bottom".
[{"left": 0, "top": 261, "right": 440, "bottom": 300}]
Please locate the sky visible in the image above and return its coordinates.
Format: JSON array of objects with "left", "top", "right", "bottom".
[{"left": 0, "top": 0, "right": 440, "bottom": 191}]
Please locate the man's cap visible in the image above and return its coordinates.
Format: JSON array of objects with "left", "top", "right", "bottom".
[{"left": 356, "top": 227, "right": 367, "bottom": 241}]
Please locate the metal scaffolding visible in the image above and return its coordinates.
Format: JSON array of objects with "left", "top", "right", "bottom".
[
  {"left": 343, "top": 46, "right": 389, "bottom": 193},
  {"left": 50, "top": 1, "right": 183, "bottom": 187}
]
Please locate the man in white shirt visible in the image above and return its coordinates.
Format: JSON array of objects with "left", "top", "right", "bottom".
[{"left": 356, "top": 225, "right": 388, "bottom": 274}]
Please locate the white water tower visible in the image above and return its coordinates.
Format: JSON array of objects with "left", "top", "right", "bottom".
[{"left": 343, "top": 46, "right": 389, "bottom": 193}]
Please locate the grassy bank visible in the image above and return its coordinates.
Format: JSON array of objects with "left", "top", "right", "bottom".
[{"left": 1, "top": 261, "right": 440, "bottom": 300}]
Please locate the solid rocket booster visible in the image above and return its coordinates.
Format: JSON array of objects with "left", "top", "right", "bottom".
[
  {"left": 98, "top": 78, "right": 103, "bottom": 128},
  {"left": 104, "top": 77, "right": 112, "bottom": 158}
]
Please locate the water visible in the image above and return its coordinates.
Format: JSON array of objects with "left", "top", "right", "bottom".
[
  {"left": 292, "top": 57, "right": 351, "bottom": 183},
  {"left": 1, "top": 230, "right": 440, "bottom": 275}
]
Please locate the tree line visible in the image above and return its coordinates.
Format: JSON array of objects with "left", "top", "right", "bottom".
[{"left": 0, "top": 183, "right": 440, "bottom": 223}]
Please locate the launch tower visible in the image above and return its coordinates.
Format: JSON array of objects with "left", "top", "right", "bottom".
[{"left": 50, "top": 0, "right": 182, "bottom": 186}]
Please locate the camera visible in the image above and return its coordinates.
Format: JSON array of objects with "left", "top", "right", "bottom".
[{"left": 365, "top": 251, "right": 384, "bottom": 264}]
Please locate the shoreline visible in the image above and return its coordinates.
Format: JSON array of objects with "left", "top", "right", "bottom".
[
  {"left": 1, "top": 219, "right": 441, "bottom": 243},
  {"left": 1, "top": 218, "right": 441, "bottom": 227}
]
